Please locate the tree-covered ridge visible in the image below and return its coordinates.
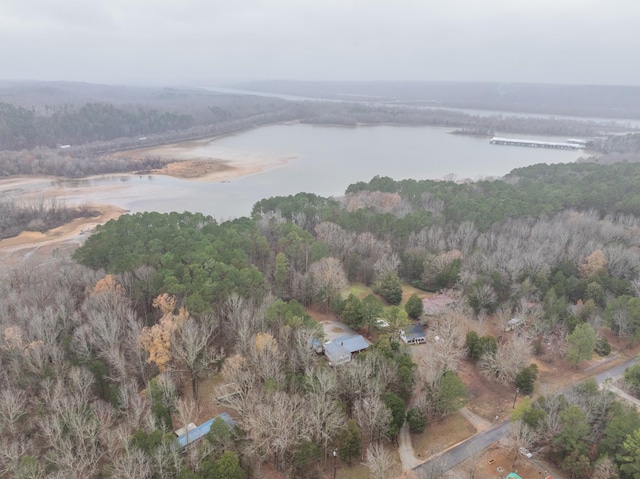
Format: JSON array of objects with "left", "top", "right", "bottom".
[
  {"left": 340, "top": 162, "right": 640, "bottom": 229},
  {"left": 0, "top": 102, "right": 193, "bottom": 150},
  {"left": 73, "top": 212, "right": 268, "bottom": 314}
]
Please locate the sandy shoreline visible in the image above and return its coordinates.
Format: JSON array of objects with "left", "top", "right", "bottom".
[
  {"left": 0, "top": 139, "right": 296, "bottom": 260},
  {"left": 123, "top": 135, "right": 296, "bottom": 182},
  {"left": 0, "top": 204, "right": 127, "bottom": 262}
]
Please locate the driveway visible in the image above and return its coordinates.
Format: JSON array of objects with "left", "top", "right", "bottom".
[
  {"left": 399, "top": 422, "right": 422, "bottom": 471},
  {"left": 321, "top": 319, "right": 361, "bottom": 342}
]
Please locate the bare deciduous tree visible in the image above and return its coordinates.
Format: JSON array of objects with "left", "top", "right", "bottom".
[
  {"left": 428, "top": 314, "right": 466, "bottom": 374},
  {"left": 353, "top": 395, "right": 392, "bottom": 447},
  {"left": 480, "top": 334, "right": 531, "bottom": 383},
  {"left": 244, "top": 391, "right": 311, "bottom": 471},
  {"left": 363, "top": 442, "right": 396, "bottom": 479},
  {"left": 308, "top": 257, "right": 348, "bottom": 311},
  {"left": 592, "top": 456, "right": 619, "bottom": 479},
  {"left": 0, "top": 387, "right": 27, "bottom": 435},
  {"left": 110, "top": 448, "right": 153, "bottom": 479},
  {"left": 506, "top": 420, "right": 535, "bottom": 469},
  {"left": 306, "top": 390, "right": 345, "bottom": 460},
  {"left": 374, "top": 252, "right": 401, "bottom": 278},
  {"left": 171, "top": 316, "right": 220, "bottom": 400},
  {"left": 338, "top": 358, "right": 385, "bottom": 412}
]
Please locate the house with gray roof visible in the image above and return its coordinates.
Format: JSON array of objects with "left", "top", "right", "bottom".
[
  {"left": 324, "top": 334, "right": 369, "bottom": 366},
  {"left": 400, "top": 324, "right": 426, "bottom": 345}
]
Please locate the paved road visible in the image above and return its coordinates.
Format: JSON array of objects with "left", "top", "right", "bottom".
[{"left": 413, "top": 355, "right": 639, "bottom": 478}]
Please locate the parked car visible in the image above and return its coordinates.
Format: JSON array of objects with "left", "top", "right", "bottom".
[{"left": 519, "top": 447, "right": 532, "bottom": 458}]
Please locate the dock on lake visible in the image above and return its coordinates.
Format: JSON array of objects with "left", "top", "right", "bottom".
[{"left": 490, "top": 137, "right": 583, "bottom": 150}]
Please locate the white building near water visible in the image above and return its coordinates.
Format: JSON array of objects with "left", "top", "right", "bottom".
[{"left": 324, "top": 334, "right": 369, "bottom": 366}]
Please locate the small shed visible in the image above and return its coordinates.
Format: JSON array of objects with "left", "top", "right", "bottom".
[
  {"left": 176, "top": 412, "right": 236, "bottom": 447},
  {"left": 503, "top": 317, "right": 525, "bottom": 332},
  {"left": 400, "top": 324, "right": 426, "bottom": 345},
  {"left": 174, "top": 422, "right": 196, "bottom": 437},
  {"left": 309, "top": 338, "right": 324, "bottom": 354},
  {"left": 324, "top": 334, "right": 369, "bottom": 366}
]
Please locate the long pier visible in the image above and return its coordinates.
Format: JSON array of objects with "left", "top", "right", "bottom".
[{"left": 490, "top": 136, "right": 582, "bottom": 150}]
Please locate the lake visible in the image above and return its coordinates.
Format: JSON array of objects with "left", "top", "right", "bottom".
[{"left": 4, "top": 123, "right": 586, "bottom": 220}]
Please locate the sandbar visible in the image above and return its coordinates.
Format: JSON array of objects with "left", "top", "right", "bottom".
[{"left": 0, "top": 204, "right": 127, "bottom": 262}]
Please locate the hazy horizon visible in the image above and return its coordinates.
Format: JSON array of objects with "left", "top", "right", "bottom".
[{"left": 2, "top": 1, "right": 640, "bottom": 88}]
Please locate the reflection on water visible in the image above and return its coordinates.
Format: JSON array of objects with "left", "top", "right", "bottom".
[
  {"left": 12, "top": 124, "right": 588, "bottom": 220},
  {"left": 51, "top": 175, "right": 136, "bottom": 188}
]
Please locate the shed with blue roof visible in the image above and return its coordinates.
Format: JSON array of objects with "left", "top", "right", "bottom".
[{"left": 177, "top": 412, "right": 236, "bottom": 447}]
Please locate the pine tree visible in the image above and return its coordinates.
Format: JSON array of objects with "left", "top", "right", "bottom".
[
  {"left": 566, "top": 322, "right": 596, "bottom": 367},
  {"left": 377, "top": 272, "right": 403, "bottom": 305},
  {"left": 514, "top": 364, "right": 539, "bottom": 395},
  {"left": 404, "top": 293, "right": 423, "bottom": 319},
  {"left": 338, "top": 419, "right": 362, "bottom": 465}
]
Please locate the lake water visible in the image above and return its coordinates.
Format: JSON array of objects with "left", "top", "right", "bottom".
[{"left": 5, "top": 124, "right": 586, "bottom": 220}]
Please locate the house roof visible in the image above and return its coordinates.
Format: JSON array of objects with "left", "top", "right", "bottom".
[
  {"left": 324, "top": 340, "right": 350, "bottom": 359},
  {"left": 405, "top": 324, "right": 425, "bottom": 338},
  {"left": 330, "top": 334, "right": 370, "bottom": 353},
  {"left": 177, "top": 412, "right": 236, "bottom": 447}
]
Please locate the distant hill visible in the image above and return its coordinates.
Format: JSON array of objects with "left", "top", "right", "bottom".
[{"left": 237, "top": 81, "right": 640, "bottom": 120}]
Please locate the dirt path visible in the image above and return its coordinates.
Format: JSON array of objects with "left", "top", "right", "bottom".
[{"left": 459, "top": 407, "right": 493, "bottom": 432}]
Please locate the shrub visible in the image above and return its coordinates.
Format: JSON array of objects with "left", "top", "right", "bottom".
[
  {"left": 595, "top": 336, "right": 612, "bottom": 356},
  {"left": 406, "top": 408, "right": 427, "bottom": 432}
]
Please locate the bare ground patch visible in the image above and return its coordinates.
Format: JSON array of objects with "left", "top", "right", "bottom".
[
  {"left": 0, "top": 204, "right": 127, "bottom": 263},
  {"left": 412, "top": 413, "right": 476, "bottom": 460},
  {"left": 457, "top": 443, "right": 551, "bottom": 479}
]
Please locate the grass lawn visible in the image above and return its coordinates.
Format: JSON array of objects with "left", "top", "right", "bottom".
[
  {"left": 344, "top": 282, "right": 431, "bottom": 305},
  {"left": 335, "top": 462, "right": 369, "bottom": 479},
  {"left": 412, "top": 412, "right": 476, "bottom": 459},
  {"left": 401, "top": 284, "right": 431, "bottom": 303},
  {"left": 320, "top": 444, "right": 401, "bottom": 479},
  {"left": 343, "top": 283, "right": 375, "bottom": 299}
]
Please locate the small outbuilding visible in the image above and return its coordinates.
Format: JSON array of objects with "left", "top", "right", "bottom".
[
  {"left": 503, "top": 317, "right": 525, "bottom": 331},
  {"left": 176, "top": 412, "right": 236, "bottom": 447},
  {"left": 400, "top": 324, "right": 427, "bottom": 345},
  {"left": 309, "top": 338, "right": 324, "bottom": 354},
  {"left": 324, "top": 334, "right": 369, "bottom": 366}
]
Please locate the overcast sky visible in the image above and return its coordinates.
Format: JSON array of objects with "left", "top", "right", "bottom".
[{"left": 2, "top": 0, "right": 639, "bottom": 87}]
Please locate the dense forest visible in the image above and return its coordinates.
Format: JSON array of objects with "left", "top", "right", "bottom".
[{"left": 4, "top": 162, "right": 640, "bottom": 477}]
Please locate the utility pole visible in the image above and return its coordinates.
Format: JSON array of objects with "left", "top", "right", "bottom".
[
  {"left": 512, "top": 387, "right": 519, "bottom": 409},
  {"left": 333, "top": 449, "right": 337, "bottom": 479}
]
